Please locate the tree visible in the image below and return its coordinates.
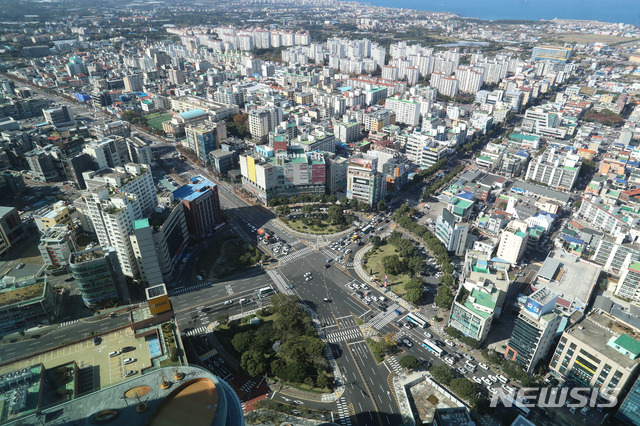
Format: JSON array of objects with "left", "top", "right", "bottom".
[
  {"left": 430, "top": 364, "right": 453, "bottom": 385},
  {"left": 241, "top": 349, "right": 267, "bottom": 377},
  {"left": 232, "top": 330, "right": 255, "bottom": 353},
  {"left": 450, "top": 378, "right": 477, "bottom": 401},
  {"left": 435, "top": 285, "right": 454, "bottom": 309},
  {"left": 328, "top": 204, "right": 345, "bottom": 225},
  {"left": 217, "top": 314, "right": 230, "bottom": 325},
  {"left": 377, "top": 200, "right": 387, "bottom": 212},
  {"left": 405, "top": 287, "right": 425, "bottom": 305},
  {"left": 301, "top": 205, "right": 314, "bottom": 216},
  {"left": 399, "top": 355, "right": 420, "bottom": 370},
  {"left": 316, "top": 372, "right": 330, "bottom": 389},
  {"left": 276, "top": 204, "right": 290, "bottom": 216},
  {"left": 439, "top": 274, "right": 455, "bottom": 287},
  {"left": 382, "top": 255, "right": 406, "bottom": 275}
]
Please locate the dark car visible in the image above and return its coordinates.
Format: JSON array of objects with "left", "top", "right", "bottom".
[
  {"left": 64, "top": 277, "right": 75, "bottom": 282},
  {"left": 93, "top": 337, "right": 102, "bottom": 346}
]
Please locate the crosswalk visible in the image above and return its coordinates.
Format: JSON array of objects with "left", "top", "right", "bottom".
[
  {"left": 239, "top": 379, "right": 256, "bottom": 393},
  {"left": 58, "top": 319, "right": 79, "bottom": 328},
  {"left": 345, "top": 262, "right": 354, "bottom": 268},
  {"left": 368, "top": 304, "right": 401, "bottom": 329},
  {"left": 325, "top": 327, "right": 362, "bottom": 344},
  {"left": 185, "top": 326, "right": 208, "bottom": 336},
  {"left": 387, "top": 356, "right": 403, "bottom": 375},
  {"left": 278, "top": 246, "right": 316, "bottom": 264},
  {"left": 336, "top": 398, "right": 352, "bottom": 426},
  {"left": 225, "top": 284, "right": 234, "bottom": 295},
  {"left": 170, "top": 282, "right": 212, "bottom": 296}
]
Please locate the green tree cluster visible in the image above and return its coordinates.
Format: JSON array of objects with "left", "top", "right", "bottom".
[{"left": 222, "top": 294, "right": 332, "bottom": 389}]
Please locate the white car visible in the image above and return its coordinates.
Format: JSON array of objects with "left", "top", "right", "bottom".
[
  {"left": 472, "top": 376, "right": 482, "bottom": 384},
  {"left": 123, "top": 358, "right": 136, "bottom": 365},
  {"left": 402, "top": 338, "right": 413, "bottom": 347},
  {"left": 488, "top": 375, "right": 498, "bottom": 383},
  {"left": 305, "top": 276, "right": 312, "bottom": 281},
  {"left": 109, "top": 351, "right": 121, "bottom": 358},
  {"left": 444, "top": 339, "right": 454, "bottom": 346},
  {"left": 497, "top": 374, "right": 508, "bottom": 384},
  {"left": 196, "top": 275, "right": 203, "bottom": 281},
  {"left": 224, "top": 300, "right": 233, "bottom": 305},
  {"left": 482, "top": 377, "right": 493, "bottom": 386},
  {"left": 423, "top": 331, "right": 433, "bottom": 339},
  {"left": 304, "top": 272, "right": 312, "bottom": 277},
  {"left": 479, "top": 362, "right": 489, "bottom": 370}
]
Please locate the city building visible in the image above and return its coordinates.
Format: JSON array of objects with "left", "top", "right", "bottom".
[
  {"left": 448, "top": 272, "right": 501, "bottom": 343},
  {"left": 531, "top": 45, "right": 573, "bottom": 62},
  {"left": 69, "top": 246, "right": 125, "bottom": 308},
  {"left": 24, "top": 147, "right": 59, "bottom": 182},
  {"left": 13, "top": 365, "right": 244, "bottom": 426},
  {"left": 43, "top": 105, "right": 74, "bottom": 128},
  {"left": 0, "top": 276, "right": 57, "bottom": 333},
  {"left": 504, "top": 287, "right": 563, "bottom": 373},
  {"left": 0, "top": 206, "right": 25, "bottom": 256},
  {"left": 126, "top": 136, "right": 153, "bottom": 166},
  {"left": 533, "top": 250, "right": 601, "bottom": 313},
  {"left": 435, "top": 209, "right": 471, "bottom": 257},
  {"left": 38, "top": 225, "right": 77, "bottom": 268},
  {"left": 385, "top": 97, "right": 420, "bottom": 126},
  {"left": 497, "top": 220, "right": 529, "bottom": 265},
  {"left": 578, "top": 195, "right": 638, "bottom": 235},
  {"left": 83, "top": 163, "right": 157, "bottom": 218},
  {"left": 248, "top": 107, "right": 282, "bottom": 143},
  {"left": 326, "top": 155, "right": 348, "bottom": 194},
  {"left": 346, "top": 154, "right": 386, "bottom": 205},
  {"left": 617, "top": 375, "right": 640, "bottom": 425},
  {"left": 209, "top": 149, "right": 238, "bottom": 176},
  {"left": 593, "top": 236, "right": 640, "bottom": 277},
  {"left": 525, "top": 147, "right": 581, "bottom": 190},
  {"left": 83, "top": 137, "right": 131, "bottom": 170},
  {"left": 335, "top": 119, "right": 362, "bottom": 144},
  {"left": 363, "top": 109, "right": 396, "bottom": 132},
  {"left": 130, "top": 202, "right": 189, "bottom": 286},
  {"left": 33, "top": 200, "right": 74, "bottom": 233},
  {"left": 173, "top": 175, "right": 222, "bottom": 237},
  {"left": 550, "top": 311, "right": 640, "bottom": 398},
  {"left": 290, "top": 129, "right": 336, "bottom": 153},
  {"left": 185, "top": 121, "right": 227, "bottom": 165}
]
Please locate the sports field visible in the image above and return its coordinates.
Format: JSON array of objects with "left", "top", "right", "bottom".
[{"left": 144, "top": 112, "right": 172, "bottom": 131}]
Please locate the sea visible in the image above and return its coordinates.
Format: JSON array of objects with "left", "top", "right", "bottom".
[{"left": 353, "top": 0, "right": 640, "bottom": 26}]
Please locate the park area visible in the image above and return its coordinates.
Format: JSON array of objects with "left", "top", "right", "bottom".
[
  {"left": 363, "top": 233, "right": 427, "bottom": 304},
  {"left": 143, "top": 112, "right": 172, "bottom": 131},
  {"left": 282, "top": 214, "right": 352, "bottom": 235},
  {"left": 214, "top": 295, "right": 334, "bottom": 393}
]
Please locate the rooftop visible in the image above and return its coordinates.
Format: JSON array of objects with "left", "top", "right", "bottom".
[
  {"left": 566, "top": 312, "right": 640, "bottom": 369},
  {"left": 0, "top": 280, "right": 45, "bottom": 308},
  {"left": 173, "top": 175, "right": 216, "bottom": 202},
  {"left": 177, "top": 109, "right": 206, "bottom": 120}
]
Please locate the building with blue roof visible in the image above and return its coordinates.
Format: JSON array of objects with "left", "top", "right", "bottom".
[{"left": 173, "top": 175, "right": 222, "bottom": 237}]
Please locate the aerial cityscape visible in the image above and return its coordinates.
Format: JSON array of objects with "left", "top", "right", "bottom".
[{"left": 1, "top": 0, "right": 640, "bottom": 425}]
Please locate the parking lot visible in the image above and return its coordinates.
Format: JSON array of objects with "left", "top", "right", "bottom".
[{"left": 0, "top": 327, "right": 152, "bottom": 390}]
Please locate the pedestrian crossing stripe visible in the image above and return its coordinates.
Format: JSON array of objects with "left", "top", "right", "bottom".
[
  {"left": 336, "top": 398, "right": 352, "bottom": 426},
  {"left": 325, "top": 327, "right": 362, "bottom": 343},
  {"left": 185, "top": 326, "right": 208, "bottom": 336},
  {"left": 278, "top": 246, "right": 316, "bottom": 264},
  {"left": 59, "top": 319, "right": 79, "bottom": 328},
  {"left": 170, "top": 282, "right": 212, "bottom": 296},
  {"left": 387, "top": 356, "right": 403, "bottom": 374}
]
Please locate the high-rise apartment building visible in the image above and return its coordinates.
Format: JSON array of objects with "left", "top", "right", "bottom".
[
  {"left": 504, "top": 288, "right": 562, "bottom": 373},
  {"left": 248, "top": 107, "right": 283, "bottom": 142},
  {"left": 531, "top": 45, "right": 572, "bottom": 62},
  {"left": 124, "top": 74, "right": 144, "bottom": 92},
  {"left": 38, "top": 224, "right": 76, "bottom": 267},
  {"left": 525, "top": 147, "right": 582, "bottom": 190},
  {"left": 385, "top": 98, "right": 420, "bottom": 126},
  {"left": 172, "top": 175, "right": 222, "bottom": 237},
  {"left": 69, "top": 246, "right": 125, "bottom": 308},
  {"left": 168, "top": 68, "right": 185, "bottom": 86},
  {"left": 346, "top": 154, "right": 386, "bottom": 205},
  {"left": 435, "top": 209, "right": 470, "bottom": 257},
  {"left": 185, "top": 121, "right": 227, "bottom": 164},
  {"left": 497, "top": 220, "right": 529, "bottom": 265}
]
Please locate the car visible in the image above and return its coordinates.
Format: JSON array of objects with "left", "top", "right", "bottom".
[
  {"left": 465, "top": 363, "right": 476, "bottom": 372},
  {"left": 345, "top": 249, "right": 352, "bottom": 254},
  {"left": 497, "top": 374, "right": 508, "bottom": 384},
  {"left": 403, "top": 322, "right": 413, "bottom": 330},
  {"left": 124, "top": 370, "right": 138, "bottom": 377},
  {"left": 326, "top": 258, "right": 332, "bottom": 263},
  {"left": 64, "top": 277, "right": 75, "bottom": 282},
  {"left": 463, "top": 353, "right": 474, "bottom": 361},
  {"left": 304, "top": 272, "right": 312, "bottom": 277},
  {"left": 444, "top": 339, "right": 454, "bottom": 346},
  {"left": 109, "top": 351, "right": 121, "bottom": 357},
  {"left": 122, "top": 346, "right": 136, "bottom": 353},
  {"left": 394, "top": 309, "right": 402, "bottom": 315},
  {"left": 488, "top": 375, "right": 498, "bottom": 383},
  {"left": 482, "top": 377, "right": 493, "bottom": 386},
  {"left": 239, "top": 298, "right": 250, "bottom": 304},
  {"left": 224, "top": 300, "right": 233, "bottom": 305},
  {"left": 423, "top": 331, "right": 433, "bottom": 339},
  {"left": 419, "top": 357, "right": 429, "bottom": 367},
  {"left": 123, "top": 358, "right": 136, "bottom": 365},
  {"left": 402, "top": 338, "right": 413, "bottom": 347},
  {"left": 457, "top": 367, "right": 467, "bottom": 375},
  {"left": 305, "top": 276, "right": 312, "bottom": 281},
  {"left": 472, "top": 376, "right": 482, "bottom": 384},
  {"left": 196, "top": 275, "right": 203, "bottom": 281},
  {"left": 323, "top": 298, "right": 331, "bottom": 302},
  {"left": 16, "top": 263, "right": 25, "bottom": 269},
  {"left": 93, "top": 337, "right": 101, "bottom": 346},
  {"left": 479, "top": 362, "right": 489, "bottom": 370},
  {"left": 580, "top": 407, "right": 589, "bottom": 415}
]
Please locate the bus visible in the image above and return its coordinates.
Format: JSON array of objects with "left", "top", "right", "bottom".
[
  {"left": 421, "top": 339, "right": 444, "bottom": 357},
  {"left": 406, "top": 313, "right": 429, "bottom": 328},
  {"left": 258, "top": 287, "right": 275, "bottom": 296},
  {"left": 501, "top": 394, "right": 530, "bottom": 417},
  {"left": 361, "top": 225, "right": 373, "bottom": 234}
]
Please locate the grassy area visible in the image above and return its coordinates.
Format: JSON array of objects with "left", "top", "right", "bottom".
[
  {"left": 283, "top": 217, "right": 351, "bottom": 235},
  {"left": 195, "top": 234, "right": 239, "bottom": 277},
  {"left": 143, "top": 112, "right": 172, "bottom": 131},
  {"left": 0, "top": 282, "right": 44, "bottom": 307},
  {"left": 364, "top": 245, "right": 412, "bottom": 296}
]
